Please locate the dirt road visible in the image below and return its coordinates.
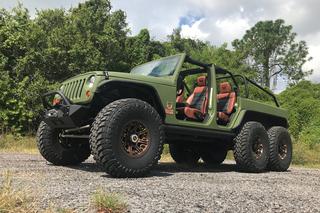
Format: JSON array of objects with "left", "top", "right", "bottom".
[{"left": 0, "top": 153, "right": 319, "bottom": 212}]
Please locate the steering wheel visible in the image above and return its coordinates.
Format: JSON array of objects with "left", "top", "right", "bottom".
[
  {"left": 177, "top": 86, "right": 184, "bottom": 96},
  {"left": 176, "top": 76, "right": 184, "bottom": 96}
]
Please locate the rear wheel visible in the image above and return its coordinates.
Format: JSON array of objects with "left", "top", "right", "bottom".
[
  {"left": 267, "top": 126, "right": 292, "bottom": 171},
  {"left": 169, "top": 143, "right": 200, "bottom": 165},
  {"left": 37, "top": 122, "right": 90, "bottom": 165},
  {"left": 90, "top": 98, "right": 164, "bottom": 178},
  {"left": 234, "top": 122, "right": 269, "bottom": 172},
  {"left": 200, "top": 145, "right": 228, "bottom": 165}
]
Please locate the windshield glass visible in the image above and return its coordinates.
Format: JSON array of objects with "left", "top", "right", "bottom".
[{"left": 130, "top": 55, "right": 181, "bottom": 77}]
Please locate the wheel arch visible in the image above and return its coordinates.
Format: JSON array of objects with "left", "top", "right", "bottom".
[
  {"left": 92, "top": 80, "right": 166, "bottom": 119},
  {"left": 233, "top": 110, "right": 289, "bottom": 133}
]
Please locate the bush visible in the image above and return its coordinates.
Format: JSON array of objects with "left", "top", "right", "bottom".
[{"left": 91, "top": 189, "right": 127, "bottom": 213}]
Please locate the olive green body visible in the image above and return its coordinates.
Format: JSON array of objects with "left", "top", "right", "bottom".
[{"left": 59, "top": 53, "right": 288, "bottom": 133}]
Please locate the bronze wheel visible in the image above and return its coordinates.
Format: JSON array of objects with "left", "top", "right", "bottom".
[
  {"left": 252, "top": 138, "right": 264, "bottom": 159},
  {"left": 120, "top": 121, "right": 150, "bottom": 158},
  {"left": 278, "top": 142, "right": 287, "bottom": 160},
  {"left": 268, "top": 126, "right": 292, "bottom": 171},
  {"left": 90, "top": 98, "right": 164, "bottom": 178},
  {"left": 234, "top": 121, "right": 269, "bottom": 173}
]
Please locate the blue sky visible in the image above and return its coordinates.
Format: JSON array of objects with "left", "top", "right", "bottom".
[{"left": 0, "top": 0, "right": 319, "bottom": 91}]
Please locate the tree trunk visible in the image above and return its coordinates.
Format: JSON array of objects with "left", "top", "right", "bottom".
[
  {"left": 263, "top": 60, "right": 270, "bottom": 88},
  {"left": 264, "top": 69, "right": 270, "bottom": 88}
]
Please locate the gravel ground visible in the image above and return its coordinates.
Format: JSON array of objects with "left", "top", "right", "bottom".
[{"left": 0, "top": 153, "right": 320, "bottom": 213}]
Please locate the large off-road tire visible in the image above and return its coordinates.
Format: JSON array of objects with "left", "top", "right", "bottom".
[
  {"left": 37, "top": 122, "right": 90, "bottom": 165},
  {"left": 234, "top": 122, "right": 269, "bottom": 172},
  {"left": 200, "top": 145, "right": 228, "bottom": 165},
  {"left": 267, "top": 126, "right": 292, "bottom": 171},
  {"left": 169, "top": 143, "right": 200, "bottom": 165},
  {"left": 89, "top": 116, "right": 101, "bottom": 164},
  {"left": 90, "top": 98, "right": 164, "bottom": 178}
]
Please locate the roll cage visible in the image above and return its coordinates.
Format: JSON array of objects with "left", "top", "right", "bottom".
[{"left": 183, "top": 56, "right": 280, "bottom": 107}]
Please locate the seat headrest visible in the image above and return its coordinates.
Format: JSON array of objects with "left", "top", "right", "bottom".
[
  {"left": 197, "top": 76, "right": 206, "bottom": 86},
  {"left": 219, "top": 82, "right": 232, "bottom": 93}
]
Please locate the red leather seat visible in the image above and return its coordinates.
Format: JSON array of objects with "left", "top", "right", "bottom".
[
  {"left": 184, "top": 76, "right": 208, "bottom": 120},
  {"left": 217, "top": 82, "right": 236, "bottom": 122}
]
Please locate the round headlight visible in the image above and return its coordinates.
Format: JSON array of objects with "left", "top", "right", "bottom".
[{"left": 88, "top": 76, "right": 95, "bottom": 88}]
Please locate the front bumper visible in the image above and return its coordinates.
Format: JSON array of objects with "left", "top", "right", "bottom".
[{"left": 42, "top": 91, "right": 90, "bottom": 128}]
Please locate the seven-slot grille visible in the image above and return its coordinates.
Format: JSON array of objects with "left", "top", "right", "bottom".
[{"left": 62, "top": 78, "right": 86, "bottom": 100}]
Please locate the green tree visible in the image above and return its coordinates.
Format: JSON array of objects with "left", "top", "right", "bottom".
[
  {"left": 232, "top": 19, "right": 312, "bottom": 88},
  {"left": 124, "top": 29, "right": 166, "bottom": 69},
  {"left": 0, "top": 0, "right": 130, "bottom": 133},
  {"left": 278, "top": 81, "right": 320, "bottom": 139}
]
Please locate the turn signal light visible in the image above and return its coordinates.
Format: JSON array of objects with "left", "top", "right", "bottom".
[
  {"left": 52, "top": 98, "right": 61, "bottom": 106},
  {"left": 86, "top": 90, "right": 91, "bottom": 97}
]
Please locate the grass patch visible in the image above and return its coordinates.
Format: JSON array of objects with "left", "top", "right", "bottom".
[
  {"left": 0, "top": 171, "right": 36, "bottom": 212},
  {"left": 160, "top": 143, "right": 320, "bottom": 169},
  {"left": 0, "top": 135, "right": 37, "bottom": 154},
  {"left": 292, "top": 142, "right": 320, "bottom": 168},
  {"left": 1, "top": 134, "right": 320, "bottom": 169},
  {"left": 91, "top": 189, "right": 127, "bottom": 213},
  {"left": 160, "top": 144, "right": 173, "bottom": 162}
]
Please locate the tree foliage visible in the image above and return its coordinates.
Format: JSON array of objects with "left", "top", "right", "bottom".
[
  {"left": 0, "top": 0, "right": 314, "bottom": 137},
  {"left": 278, "top": 81, "right": 320, "bottom": 146},
  {"left": 232, "top": 19, "right": 312, "bottom": 88}
]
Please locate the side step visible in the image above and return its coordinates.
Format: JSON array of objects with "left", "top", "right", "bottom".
[{"left": 164, "top": 125, "right": 236, "bottom": 142}]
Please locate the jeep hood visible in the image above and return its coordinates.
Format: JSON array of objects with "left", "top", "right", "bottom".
[{"left": 107, "top": 71, "right": 174, "bottom": 86}]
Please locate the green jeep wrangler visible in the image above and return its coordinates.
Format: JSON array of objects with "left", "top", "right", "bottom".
[{"left": 38, "top": 53, "right": 292, "bottom": 177}]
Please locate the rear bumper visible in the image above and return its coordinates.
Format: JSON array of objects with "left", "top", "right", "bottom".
[{"left": 42, "top": 91, "right": 90, "bottom": 128}]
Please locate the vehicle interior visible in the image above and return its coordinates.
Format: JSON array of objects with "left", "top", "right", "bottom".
[
  {"left": 174, "top": 55, "right": 281, "bottom": 127},
  {"left": 175, "top": 64, "right": 239, "bottom": 126}
]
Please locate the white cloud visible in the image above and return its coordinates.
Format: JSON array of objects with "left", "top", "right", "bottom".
[
  {"left": 214, "top": 16, "right": 250, "bottom": 42},
  {"left": 111, "top": 0, "right": 192, "bottom": 40},
  {"left": 0, "top": 0, "right": 320, "bottom": 83},
  {"left": 180, "top": 18, "right": 209, "bottom": 40},
  {"left": 305, "top": 44, "right": 320, "bottom": 82}
]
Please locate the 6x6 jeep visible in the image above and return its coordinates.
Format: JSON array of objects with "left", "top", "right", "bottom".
[{"left": 38, "top": 53, "right": 292, "bottom": 177}]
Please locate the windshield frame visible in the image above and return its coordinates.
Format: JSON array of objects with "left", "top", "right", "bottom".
[{"left": 130, "top": 54, "right": 185, "bottom": 77}]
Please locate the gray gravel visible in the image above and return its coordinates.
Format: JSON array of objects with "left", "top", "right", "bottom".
[{"left": 0, "top": 153, "right": 320, "bottom": 213}]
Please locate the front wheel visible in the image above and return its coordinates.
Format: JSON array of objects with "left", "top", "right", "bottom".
[
  {"left": 90, "top": 98, "right": 164, "bottom": 178},
  {"left": 37, "top": 122, "right": 90, "bottom": 165}
]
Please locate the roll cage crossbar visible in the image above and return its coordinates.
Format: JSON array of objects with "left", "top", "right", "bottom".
[{"left": 184, "top": 55, "right": 280, "bottom": 107}]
